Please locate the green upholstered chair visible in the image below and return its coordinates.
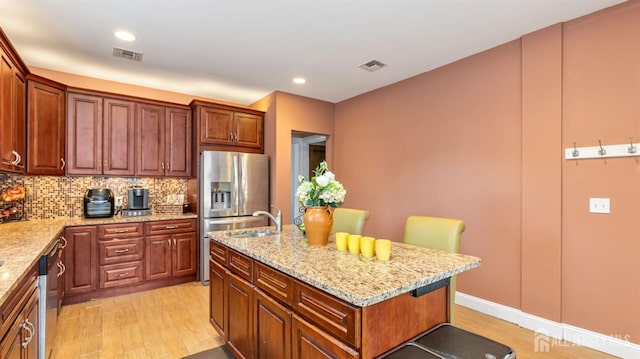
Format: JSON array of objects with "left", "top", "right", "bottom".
[
  {"left": 332, "top": 208, "right": 371, "bottom": 235},
  {"left": 403, "top": 215, "right": 465, "bottom": 323}
]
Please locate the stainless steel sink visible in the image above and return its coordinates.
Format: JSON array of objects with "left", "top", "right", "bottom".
[{"left": 228, "top": 230, "right": 278, "bottom": 238}]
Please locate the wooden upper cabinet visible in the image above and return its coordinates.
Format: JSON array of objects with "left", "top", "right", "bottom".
[
  {"left": 136, "top": 103, "right": 191, "bottom": 177},
  {"left": 26, "top": 75, "right": 66, "bottom": 175},
  {"left": 200, "top": 107, "right": 234, "bottom": 146},
  {"left": 136, "top": 103, "right": 165, "bottom": 176},
  {"left": 66, "top": 91, "right": 135, "bottom": 175},
  {"left": 66, "top": 92, "right": 102, "bottom": 175},
  {"left": 0, "top": 33, "right": 28, "bottom": 173},
  {"left": 103, "top": 98, "right": 135, "bottom": 175},
  {"left": 165, "top": 107, "right": 191, "bottom": 177},
  {"left": 234, "top": 112, "right": 263, "bottom": 150},
  {"left": 191, "top": 100, "right": 264, "bottom": 154}
]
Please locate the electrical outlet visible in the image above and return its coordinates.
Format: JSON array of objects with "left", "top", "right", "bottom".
[
  {"left": 589, "top": 198, "right": 610, "bottom": 214},
  {"left": 115, "top": 196, "right": 124, "bottom": 207}
]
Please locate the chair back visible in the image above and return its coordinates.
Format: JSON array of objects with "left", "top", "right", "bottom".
[
  {"left": 403, "top": 215, "right": 465, "bottom": 252},
  {"left": 332, "top": 208, "right": 371, "bottom": 235}
]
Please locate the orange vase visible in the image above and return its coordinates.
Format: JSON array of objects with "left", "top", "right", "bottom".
[{"left": 304, "top": 206, "right": 334, "bottom": 246}]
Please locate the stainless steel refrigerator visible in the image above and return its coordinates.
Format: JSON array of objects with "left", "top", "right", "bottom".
[{"left": 200, "top": 151, "right": 269, "bottom": 283}]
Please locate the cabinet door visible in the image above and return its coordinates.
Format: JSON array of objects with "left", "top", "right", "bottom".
[
  {"left": 227, "top": 272, "right": 254, "bottom": 359},
  {"left": 165, "top": 106, "right": 191, "bottom": 177},
  {"left": 23, "top": 290, "right": 39, "bottom": 359},
  {"left": 254, "top": 288, "right": 292, "bottom": 359},
  {"left": 103, "top": 98, "right": 135, "bottom": 175},
  {"left": 234, "top": 112, "right": 263, "bottom": 149},
  {"left": 172, "top": 232, "right": 196, "bottom": 277},
  {"left": 210, "top": 259, "right": 228, "bottom": 339},
  {"left": 66, "top": 93, "right": 102, "bottom": 175},
  {"left": 292, "top": 314, "right": 359, "bottom": 359},
  {"left": 0, "top": 312, "right": 23, "bottom": 359},
  {"left": 27, "top": 80, "right": 66, "bottom": 175},
  {"left": 200, "top": 107, "right": 234, "bottom": 145},
  {"left": 145, "top": 234, "right": 172, "bottom": 280},
  {"left": 0, "top": 51, "right": 26, "bottom": 173},
  {"left": 64, "top": 226, "right": 98, "bottom": 295},
  {"left": 136, "top": 103, "right": 165, "bottom": 176}
]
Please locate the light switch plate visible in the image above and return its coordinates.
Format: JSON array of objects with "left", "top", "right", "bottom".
[
  {"left": 115, "top": 196, "right": 124, "bottom": 207},
  {"left": 589, "top": 198, "right": 610, "bottom": 214}
]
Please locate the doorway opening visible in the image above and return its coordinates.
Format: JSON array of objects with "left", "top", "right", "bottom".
[{"left": 291, "top": 131, "right": 327, "bottom": 223}]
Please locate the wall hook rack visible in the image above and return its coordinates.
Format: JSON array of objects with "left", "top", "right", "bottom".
[{"left": 565, "top": 139, "right": 640, "bottom": 160}]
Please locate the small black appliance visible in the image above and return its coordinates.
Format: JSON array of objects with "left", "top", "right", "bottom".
[{"left": 83, "top": 188, "right": 115, "bottom": 218}]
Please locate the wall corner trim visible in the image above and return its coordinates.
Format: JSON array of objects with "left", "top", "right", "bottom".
[{"left": 456, "top": 292, "right": 640, "bottom": 358}]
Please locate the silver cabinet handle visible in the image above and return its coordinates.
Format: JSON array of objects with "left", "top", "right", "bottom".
[
  {"left": 21, "top": 319, "right": 34, "bottom": 348},
  {"left": 114, "top": 249, "right": 130, "bottom": 254},
  {"left": 104, "top": 159, "right": 108, "bottom": 171},
  {"left": 60, "top": 236, "right": 67, "bottom": 248},
  {"left": 60, "top": 158, "right": 66, "bottom": 170},
  {"left": 115, "top": 273, "right": 129, "bottom": 278},
  {"left": 12, "top": 150, "right": 20, "bottom": 165},
  {"left": 114, "top": 229, "right": 130, "bottom": 233},
  {"left": 165, "top": 225, "right": 178, "bottom": 229},
  {"left": 173, "top": 238, "right": 176, "bottom": 246},
  {"left": 166, "top": 162, "right": 170, "bottom": 171},
  {"left": 57, "top": 262, "right": 66, "bottom": 277}
]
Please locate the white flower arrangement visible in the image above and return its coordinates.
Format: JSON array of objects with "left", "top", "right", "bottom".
[{"left": 295, "top": 161, "right": 346, "bottom": 208}]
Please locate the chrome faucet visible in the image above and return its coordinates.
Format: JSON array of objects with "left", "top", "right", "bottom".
[{"left": 252, "top": 205, "right": 281, "bottom": 233}]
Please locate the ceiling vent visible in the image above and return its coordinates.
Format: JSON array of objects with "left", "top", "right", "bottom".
[
  {"left": 358, "top": 59, "right": 386, "bottom": 72},
  {"left": 112, "top": 47, "right": 143, "bottom": 62}
]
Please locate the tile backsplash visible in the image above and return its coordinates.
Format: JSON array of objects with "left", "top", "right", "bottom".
[{"left": 0, "top": 175, "right": 187, "bottom": 220}]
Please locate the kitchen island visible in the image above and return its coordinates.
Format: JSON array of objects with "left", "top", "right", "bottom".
[{"left": 208, "top": 224, "right": 481, "bottom": 359}]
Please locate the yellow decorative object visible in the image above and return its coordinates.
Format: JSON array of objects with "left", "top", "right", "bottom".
[
  {"left": 375, "top": 239, "right": 391, "bottom": 261},
  {"left": 348, "top": 234, "right": 361, "bottom": 255},
  {"left": 361, "top": 237, "right": 375, "bottom": 258},
  {"left": 335, "top": 232, "right": 349, "bottom": 251}
]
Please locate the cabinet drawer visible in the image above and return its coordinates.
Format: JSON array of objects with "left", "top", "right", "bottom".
[
  {"left": 255, "top": 261, "right": 293, "bottom": 306},
  {"left": 228, "top": 250, "right": 253, "bottom": 282},
  {"left": 99, "top": 261, "right": 144, "bottom": 288},
  {"left": 210, "top": 240, "right": 228, "bottom": 267},
  {"left": 293, "top": 281, "right": 361, "bottom": 349},
  {"left": 98, "top": 238, "right": 144, "bottom": 265},
  {"left": 145, "top": 219, "right": 196, "bottom": 235},
  {"left": 98, "top": 223, "right": 143, "bottom": 239}
]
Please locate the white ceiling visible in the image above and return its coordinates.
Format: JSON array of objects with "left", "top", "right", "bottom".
[{"left": 0, "top": 0, "right": 626, "bottom": 105}]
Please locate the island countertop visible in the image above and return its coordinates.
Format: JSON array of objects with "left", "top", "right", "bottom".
[{"left": 208, "top": 224, "right": 481, "bottom": 307}]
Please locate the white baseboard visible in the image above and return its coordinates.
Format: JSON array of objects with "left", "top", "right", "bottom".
[{"left": 456, "top": 292, "right": 640, "bottom": 358}]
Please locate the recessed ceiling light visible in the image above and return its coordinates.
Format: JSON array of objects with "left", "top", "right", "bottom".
[
  {"left": 293, "top": 77, "right": 306, "bottom": 84},
  {"left": 115, "top": 31, "right": 136, "bottom": 42}
]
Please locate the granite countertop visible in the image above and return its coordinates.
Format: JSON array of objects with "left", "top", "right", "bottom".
[
  {"left": 209, "top": 224, "right": 481, "bottom": 307},
  {"left": 0, "top": 213, "right": 197, "bottom": 309}
]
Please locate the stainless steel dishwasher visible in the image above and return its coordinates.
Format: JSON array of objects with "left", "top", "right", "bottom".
[{"left": 38, "top": 238, "right": 61, "bottom": 359}]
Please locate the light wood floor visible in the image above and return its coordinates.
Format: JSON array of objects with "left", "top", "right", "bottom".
[
  {"left": 52, "top": 282, "right": 616, "bottom": 359},
  {"left": 52, "top": 282, "right": 223, "bottom": 359}
]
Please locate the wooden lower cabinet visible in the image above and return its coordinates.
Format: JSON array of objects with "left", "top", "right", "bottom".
[
  {"left": 209, "top": 259, "right": 228, "bottom": 340},
  {"left": 254, "top": 288, "right": 292, "bottom": 359},
  {"left": 292, "top": 314, "right": 359, "bottom": 359},
  {"left": 0, "top": 266, "right": 39, "bottom": 359},
  {"left": 210, "top": 242, "right": 448, "bottom": 359},
  {"left": 64, "top": 226, "right": 98, "bottom": 295},
  {"left": 145, "top": 232, "right": 196, "bottom": 280},
  {"left": 227, "top": 273, "right": 254, "bottom": 359},
  {"left": 63, "top": 219, "right": 197, "bottom": 305}
]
